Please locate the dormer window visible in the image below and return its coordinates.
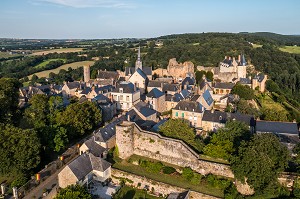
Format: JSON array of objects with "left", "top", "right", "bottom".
[
  {"left": 119, "top": 88, "right": 123, "bottom": 93},
  {"left": 219, "top": 116, "right": 222, "bottom": 121}
]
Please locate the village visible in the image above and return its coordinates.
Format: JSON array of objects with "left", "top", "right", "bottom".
[{"left": 3, "top": 46, "right": 296, "bottom": 199}]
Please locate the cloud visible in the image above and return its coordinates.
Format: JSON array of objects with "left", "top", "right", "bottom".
[{"left": 35, "top": 0, "right": 135, "bottom": 8}]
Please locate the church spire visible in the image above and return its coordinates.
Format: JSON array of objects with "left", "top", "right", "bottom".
[{"left": 135, "top": 46, "right": 142, "bottom": 71}]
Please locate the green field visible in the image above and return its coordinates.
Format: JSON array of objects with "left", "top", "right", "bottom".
[
  {"left": 114, "top": 186, "right": 163, "bottom": 199},
  {"left": 28, "top": 60, "right": 94, "bottom": 79},
  {"left": 34, "top": 59, "right": 66, "bottom": 69},
  {"left": 252, "top": 43, "right": 263, "bottom": 48},
  {"left": 31, "top": 48, "right": 84, "bottom": 56},
  {"left": 279, "top": 46, "right": 300, "bottom": 54}
]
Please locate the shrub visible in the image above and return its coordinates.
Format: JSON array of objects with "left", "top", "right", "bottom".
[
  {"left": 162, "top": 166, "right": 176, "bottom": 174},
  {"left": 182, "top": 167, "right": 194, "bottom": 180}
]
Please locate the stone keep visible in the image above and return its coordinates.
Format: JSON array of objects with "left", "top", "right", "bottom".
[{"left": 83, "top": 65, "right": 90, "bottom": 83}]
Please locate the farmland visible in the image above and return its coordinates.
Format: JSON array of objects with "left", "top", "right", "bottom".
[
  {"left": 28, "top": 60, "right": 94, "bottom": 79},
  {"left": 279, "top": 45, "right": 300, "bottom": 54},
  {"left": 34, "top": 59, "right": 66, "bottom": 69},
  {"left": 31, "top": 48, "right": 84, "bottom": 56},
  {"left": 0, "top": 51, "right": 22, "bottom": 59}
]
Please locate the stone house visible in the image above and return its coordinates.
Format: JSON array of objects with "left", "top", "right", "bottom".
[
  {"left": 172, "top": 100, "right": 204, "bottom": 129},
  {"left": 163, "top": 83, "right": 180, "bottom": 95},
  {"left": 127, "top": 101, "right": 158, "bottom": 123},
  {"left": 58, "top": 152, "right": 111, "bottom": 188},
  {"left": 181, "top": 76, "right": 195, "bottom": 92},
  {"left": 110, "top": 82, "right": 140, "bottom": 111},
  {"left": 239, "top": 73, "right": 268, "bottom": 92},
  {"left": 92, "top": 94, "right": 116, "bottom": 122},
  {"left": 147, "top": 80, "right": 164, "bottom": 93},
  {"left": 128, "top": 68, "right": 149, "bottom": 94},
  {"left": 80, "top": 138, "right": 106, "bottom": 157},
  {"left": 191, "top": 90, "right": 214, "bottom": 110},
  {"left": 167, "top": 190, "right": 190, "bottom": 199},
  {"left": 201, "top": 110, "right": 255, "bottom": 132},
  {"left": 146, "top": 88, "right": 166, "bottom": 113},
  {"left": 213, "top": 82, "right": 235, "bottom": 95},
  {"left": 61, "top": 81, "right": 86, "bottom": 97}
]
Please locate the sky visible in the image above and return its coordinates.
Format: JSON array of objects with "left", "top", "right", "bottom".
[{"left": 0, "top": 0, "right": 300, "bottom": 39}]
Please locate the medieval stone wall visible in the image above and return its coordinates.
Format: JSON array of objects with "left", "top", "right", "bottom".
[
  {"left": 111, "top": 169, "right": 221, "bottom": 199},
  {"left": 116, "top": 121, "right": 234, "bottom": 178},
  {"left": 167, "top": 58, "right": 194, "bottom": 80}
]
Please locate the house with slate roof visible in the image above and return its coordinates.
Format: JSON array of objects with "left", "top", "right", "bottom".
[
  {"left": 181, "top": 76, "right": 195, "bottom": 92},
  {"left": 58, "top": 152, "right": 111, "bottom": 188},
  {"left": 193, "top": 90, "right": 214, "bottom": 110},
  {"left": 147, "top": 80, "right": 164, "bottom": 93},
  {"left": 61, "top": 81, "right": 86, "bottom": 97},
  {"left": 202, "top": 110, "right": 255, "bottom": 132},
  {"left": 80, "top": 138, "right": 106, "bottom": 157},
  {"left": 213, "top": 82, "right": 235, "bottom": 95},
  {"left": 146, "top": 87, "right": 166, "bottom": 113},
  {"left": 129, "top": 101, "right": 158, "bottom": 122},
  {"left": 172, "top": 100, "right": 205, "bottom": 128},
  {"left": 128, "top": 68, "right": 149, "bottom": 94},
  {"left": 167, "top": 190, "right": 190, "bottom": 199},
  {"left": 256, "top": 120, "right": 299, "bottom": 150},
  {"left": 110, "top": 81, "right": 140, "bottom": 111},
  {"left": 92, "top": 94, "right": 116, "bottom": 122}
]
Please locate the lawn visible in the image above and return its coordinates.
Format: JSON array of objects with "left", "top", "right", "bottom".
[
  {"left": 28, "top": 60, "right": 94, "bottom": 79},
  {"left": 113, "top": 155, "right": 225, "bottom": 198},
  {"left": 257, "top": 94, "right": 288, "bottom": 113},
  {"left": 279, "top": 46, "right": 300, "bottom": 54},
  {"left": 252, "top": 43, "right": 263, "bottom": 48},
  {"left": 114, "top": 185, "right": 163, "bottom": 199},
  {"left": 34, "top": 59, "right": 66, "bottom": 69},
  {"left": 31, "top": 48, "right": 84, "bottom": 56}
]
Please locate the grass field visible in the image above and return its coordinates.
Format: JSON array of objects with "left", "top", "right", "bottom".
[
  {"left": 252, "top": 43, "right": 263, "bottom": 48},
  {"left": 114, "top": 186, "right": 163, "bottom": 199},
  {"left": 113, "top": 156, "right": 225, "bottom": 198},
  {"left": 28, "top": 60, "right": 94, "bottom": 79},
  {"left": 279, "top": 46, "right": 300, "bottom": 54},
  {"left": 31, "top": 48, "right": 84, "bottom": 56},
  {"left": 34, "top": 59, "right": 66, "bottom": 69}
]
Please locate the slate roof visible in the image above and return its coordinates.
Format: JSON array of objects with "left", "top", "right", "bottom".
[
  {"left": 174, "top": 100, "right": 204, "bottom": 113},
  {"left": 199, "top": 79, "right": 206, "bottom": 90},
  {"left": 182, "top": 77, "right": 195, "bottom": 86},
  {"left": 256, "top": 121, "right": 299, "bottom": 135},
  {"left": 180, "top": 89, "right": 190, "bottom": 99},
  {"left": 239, "top": 54, "right": 247, "bottom": 66},
  {"left": 82, "top": 138, "right": 106, "bottom": 157},
  {"left": 214, "top": 82, "right": 235, "bottom": 89},
  {"left": 148, "top": 80, "right": 163, "bottom": 88},
  {"left": 92, "top": 94, "right": 111, "bottom": 103},
  {"left": 97, "top": 70, "right": 119, "bottom": 80},
  {"left": 125, "top": 66, "right": 152, "bottom": 76},
  {"left": 239, "top": 78, "right": 252, "bottom": 84},
  {"left": 203, "top": 90, "right": 214, "bottom": 106},
  {"left": 81, "top": 87, "right": 91, "bottom": 95},
  {"left": 136, "top": 68, "right": 148, "bottom": 80},
  {"left": 93, "top": 118, "right": 125, "bottom": 143},
  {"left": 167, "top": 191, "right": 189, "bottom": 199},
  {"left": 142, "top": 67, "right": 152, "bottom": 76},
  {"left": 67, "top": 153, "right": 111, "bottom": 181},
  {"left": 190, "top": 95, "right": 200, "bottom": 102},
  {"left": 67, "top": 81, "right": 85, "bottom": 90},
  {"left": 163, "top": 83, "right": 179, "bottom": 92},
  {"left": 254, "top": 73, "right": 265, "bottom": 83},
  {"left": 173, "top": 93, "right": 184, "bottom": 102},
  {"left": 202, "top": 110, "right": 255, "bottom": 126},
  {"left": 134, "top": 101, "right": 157, "bottom": 117},
  {"left": 150, "top": 118, "right": 168, "bottom": 132},
  {"left": 221, "top": 58, "right": 233, "bottom": 66},
  {"left": 147, "top": 88, "right": 164, "bottom": 98},
  {"left": 113, "top": 82, "right": 136, "bottom": 93}
]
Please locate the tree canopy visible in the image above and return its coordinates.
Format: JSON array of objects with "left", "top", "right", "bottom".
[
  {"left": 231, "top": 133, "right": 289, "bottom": 193},
  {"left": 55, "top": 185, "right": 92, "bottom": 199},
  {"left": 231, "top": 84, "right": 255, "bottom": 100}
]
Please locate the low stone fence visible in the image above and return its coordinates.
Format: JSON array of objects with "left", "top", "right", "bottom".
[{"left": 111, "top": 168, "right": 221, "bottom": 199}]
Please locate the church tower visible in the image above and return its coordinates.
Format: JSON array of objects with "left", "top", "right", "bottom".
[{"left": 135, "top": 46, "right": 143, "bottom": 71}]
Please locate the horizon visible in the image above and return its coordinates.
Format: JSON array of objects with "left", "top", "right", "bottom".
[{"left": 1, "top": 0, "right": 300, "bottom": 39}]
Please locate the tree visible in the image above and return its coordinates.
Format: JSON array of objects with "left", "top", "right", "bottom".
[
  {"left": 31, "top": 74, "right": 39, "bottom": 81},
  {"left": 0, "top": 123, "right": 41, "bottom": 174},
  {"left": 195, "top": 70, "right": 206, "bottom": 84},
  {"left": 231, "top": 83, "right": 255, "bottom": 100},
  {"left": 0, "top": 78, "right": 21, "bottom": 123},
  {"left": 206, "top": 71, "right": 214, "bottom": 81},
  {"left": 261, "top": 107, "right": 288, "bottom": 121},
  {"left": 55, "top": 185, "right": 92, "bottom": 199},
  {"left": 237, "top": 99, "right": 260, "bottom": 117},
  {"left": 266, "top": 79, "right": 280, "bottom": 93},
  {"left": 159, "top": 119, "right": 204, "bottom": 153},
  {"left": 203, "top": 121, "right": 251, "bottom": 160},
  {"left": 56, "top": 101, "right": 101, "bottom": 138},
  {"left": 48, "top": 95, "right": 63, "bottom": 124},
  {"left": 54, "top": 126, "right": 69, "bottom": 152},
  {"left": 25, "top": 94, "right": 49, "bottom": 128},
  {"left": 231, "top": 133, "right": 289, "bottom": 193}
]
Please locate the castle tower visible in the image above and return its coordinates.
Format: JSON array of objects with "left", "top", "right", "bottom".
[
  {"left": 135, "top": 46, "right": 143, "bottom": 71},
  {"left": 83, "top": 65, "right": 90, "bottom": 83},
  {"left": 115, "top": 121, "right": 135, "bottom": 159}
]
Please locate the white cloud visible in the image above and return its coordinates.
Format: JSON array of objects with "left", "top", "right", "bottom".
[{"left": 34, "top": 0, "right": 135, "bottom": 8}]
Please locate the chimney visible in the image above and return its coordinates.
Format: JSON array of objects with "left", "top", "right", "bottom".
[
  {"left": 98, "top": 70, "right": 100, "bottom": 75},
  {"left": 224, "top": 56, "right": 227, "bottom": 60},
  {"left": 238, "top": 55, "right": 241, "bottom": 63},
  {"left": 127, "top": 114, "right": 130, "bottom": 121},
  {"left": 293, "top": 119, "right": 296, "bottom": 123},
  {"left": 12, "top": 187, "right": 18, "bottom": 199},
  {"left": 102, "top": 150, "right": 108, "bottom": 159},
  {"left": 211, "top": 109, "right": 214, "bottom": 113}
]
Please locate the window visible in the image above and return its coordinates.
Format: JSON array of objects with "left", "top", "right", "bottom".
[
  {"left": 175, "top": 112, "right": 178, "bottom": 117},
  {"left": 182, "top": 113, "right": 184, "bottom": 117},
  {"left": 119, "top": 88, "right": 123, "bottom": 93},
  {"left": 120, "top": 95, "right": 123, "bottom": 101},
  {"left": 113, "top": 95, "right": 117, "bottom": 100}
]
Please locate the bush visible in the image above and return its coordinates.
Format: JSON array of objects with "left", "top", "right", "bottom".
[
  {"left": 162, "top": 166, "right": 176, "bottom": 174},
  {"left": 191, "top": 173, "right": 202, "bottom": 185},
  {"left": 182, "top": 167, "right": 194, "bottom": 180},
  {"left": 139, "top": 160, "right": 163, "bottom": 173}
]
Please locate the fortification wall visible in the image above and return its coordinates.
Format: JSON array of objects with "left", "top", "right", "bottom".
[
  {"left": 111, "top": 169, "right": 221, "bottom": 199},
  {"left": 116, "top": 121, "right": 234, "bottom": 178},
  {"left": 167, "top": 58, "right": 194, "bottom": 79}
]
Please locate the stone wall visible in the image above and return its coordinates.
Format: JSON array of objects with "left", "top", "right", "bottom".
[
  {"left": 111, "top": 169, "right": 221, "bottom": 199},
  {"left": 116, "top": 121, "right": 234, "bottom": 178}
]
